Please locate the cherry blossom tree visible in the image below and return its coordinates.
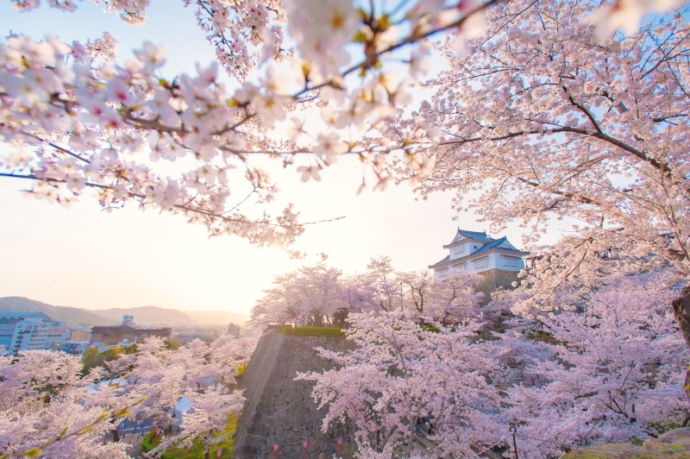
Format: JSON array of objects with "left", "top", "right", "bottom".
[
  {"left": 336, "top": 259, "right": 422, "bottom": 315},
  {"left": 397, "top": 270, "right": 433, "bottom": 314},
  {"left": 2, "top": 0, "right": 686, "bottom": 343},
  {"left": 303, "top": 272, "right": 689, "bottom": 458},
  {"left": 0, "top": 334, "right": 255, "bottom": 458},
  {"left": 299, "top": 310, "right": 505, "bottom": 458},
  {"left": 0, "top": 350, "right": 142, "bottom": 458},
  {"left": 1, "top": 0, "right": 687, "bottom": 456},
  {"left": 338, "top": 258, "right": 483, "bottom": 317},
  {"left": 0, "top": 0, "right": 498, "bottom": 248},
  {"left": 101, "top": 336, "right": 253, "bottom": 455},
  {"left": 250, "top": 260, "right": 486, "bottom": 328},
  {"left": 0, "top": 0, "right": 680, "bottom": 247},
  {"left": 394, "top": 0, "right": 690, "bottom": 339},
  {"left": 250, "top": 263, "right": 347, "bottom": 328},
  {"left": 359, "top": 256, "right": 405, "bottom": 312},
  {"left": 427, "top": 270, "right": 485, "bottom": 323},
  {"left": 500, "top": 272, "right": 690, "bottom": 456}
]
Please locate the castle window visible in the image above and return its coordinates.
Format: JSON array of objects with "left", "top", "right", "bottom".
[
  {"left": 451, "top": 244, "right": 465, "bottom": 256},
  {"left": 474, "top": 256, "right": 489, "bottom": 268},
  {"left": 501, "top": 255, "right": 522, "bottom": 267}
]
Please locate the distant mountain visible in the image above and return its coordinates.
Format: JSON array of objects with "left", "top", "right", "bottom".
[
  {"left": 96, "top": 307, "right": 249, "bottom": 326},
  {"left": 0, "top": 297, "right": 111, "bottom": 325},
  {"left": 0, "top": 297, "right": 249, "bottom": 327},
  {"left": 96, "top": 306, "right": 192, "bottom": 327},
  {"left": 181, "top": 309, "right": 249, "bottom": 326}
]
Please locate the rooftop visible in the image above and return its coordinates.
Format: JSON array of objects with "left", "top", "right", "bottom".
[
  {"left": 0, "top": 311, "right": 54, "bottom": 322},
  {"left": 431, "top": 229, "right": 529, "bottom": 269},
  {"left": 91, "top": 324, "right": 172, "bottom": 333},
  {"left": 443, "top": 228, "right": 493, "bottom": 248}
]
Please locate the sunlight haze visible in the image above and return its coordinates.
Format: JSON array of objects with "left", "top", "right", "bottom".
[{"left": 0, "top": 0, "right": 557, "bottom": 314}]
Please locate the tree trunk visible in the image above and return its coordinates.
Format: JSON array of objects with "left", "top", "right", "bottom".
[{"left": 671, "top": 284, "right": 690, "bottom": 402}]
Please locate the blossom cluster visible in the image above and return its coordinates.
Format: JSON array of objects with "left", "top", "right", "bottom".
[
  {"left": 3, "top": 0, "right": 680, "bottom": 249},
  {"left": 302, "top": 271, "right": 689, "bottom": 457},
  {"left": 0, "top": 334, "right": 255, "bottom": 458},
  {"left": 389, "top": 0, "right": 689, "bottom": 303},
  {"left": 250, "top": 257, "right": 486, "bottom": 329}
]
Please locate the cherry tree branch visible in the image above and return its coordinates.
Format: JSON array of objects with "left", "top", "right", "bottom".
[{"left": 0, "top": 172, "right": 344, "bottom": 228}]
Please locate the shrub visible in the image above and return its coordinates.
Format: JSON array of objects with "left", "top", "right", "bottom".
[
  {"left": 421, "top": 324, "right": 441, "bottom": 333},
  {"left": 279, "top": 326, "right": 345, "bottom": 337},
  {"left": 235, "top": 363, "right": 248, "bottom": 378},
  {"left": 160, "top": 438, "right": 204, "bottom": 459},
  {"left": 141, "top": 429, "right": 162, "bottom": 453},
  {"left": 154, "top": 413, "right": 238, "bottom": 458},
  {"left": 81, "top": 346, "right": 124, "bottom": 373}
]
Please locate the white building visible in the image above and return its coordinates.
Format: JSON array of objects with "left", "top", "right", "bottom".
[
  {"left": 430, "top": 228, "right": 528, "bottom": 280},
  {"left": 0, "top": 311, "right": 70, "bottom": 355}
]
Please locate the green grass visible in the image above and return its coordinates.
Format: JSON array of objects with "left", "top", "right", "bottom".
[
  {"left": 81, "top": 343, "right": 138, "bottom": 374},
  {"left": 141, "top": 413, "right": 238, "bottom": 458},
  {"left": 650, "top": 421, "right": 684, "bottom": 435},
  {"left": 141, "top": 429, "right": 161, "bottom": 453},
  {"left": 279, "top": 326, "right": 345, "bottom": 337},
  {"left": 523, "top": 328, "right": 561, "bottom": 345},
  {"left": 421, "top": 324, "right": 441, "bottom": 333}
]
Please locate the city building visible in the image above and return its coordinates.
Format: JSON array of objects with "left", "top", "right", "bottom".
[
  {"left": 90, "top": 315, "right": 171, "bottom": 346},
  {"left": 58, "top": 341, "right": 90, "bottom": 355},
  {"left": 172, "top": 331, "right": 215, "bottom": 344},
  {"left": 122, "top": 315, "right": 135, "bottom": 327},
  {"left": 429, "top": 228, "right": 529, "bottom": 283},
  {"left": 227, "top": 323, "right": 241, "bottom": 338},
  {"left": 69, "top": 325, "right": 92, "bottom": 342},
  {"left": 58, "top": 326, "right": 92, "bottom": 355},
  {"left": 0, "top": 311, "right": 70, "bottom": 355}
]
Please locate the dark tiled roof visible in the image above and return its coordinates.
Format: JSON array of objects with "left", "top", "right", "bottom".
[
  {"left": 430, "top": 234, "right": 529, "bottom": 269},
  {"left": 428, "top": 254, "right": 450, "bottom": 268},
  {"left": 469, "top": 236, "right": 529, "bottom": 257},
  {"left": 444, "top": 228, "right": 493, "bottom": 247},
  {"left": 458, "top": 229, "right": 492, "bottom": 241}
]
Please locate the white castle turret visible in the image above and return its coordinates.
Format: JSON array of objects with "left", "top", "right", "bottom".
[{"left": 429, "top": 228, "right": 528, "bottom": 280}]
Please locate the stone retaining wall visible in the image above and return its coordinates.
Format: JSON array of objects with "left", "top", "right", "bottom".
[{"left": 232, "top": 332, "right": 352, "bottom": 458}]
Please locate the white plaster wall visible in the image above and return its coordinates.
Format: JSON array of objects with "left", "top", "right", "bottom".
[
  {"left": 497, "top": 254, "right": 524, "bottom": 271},
  {"left": 435, "top": 252, "right": 520, "bottom": 276},
  {"left": 449, "top": 242, "right": 466, "bottom": 260},
  {"left": 436, "top": 267, "right": 449, "bottom": 280},
  {"left": 449, "top": 241, "right": 489, "bottom": 262},
  {"left": 435, "top": 250, "right": 525, "bottom": 278}
]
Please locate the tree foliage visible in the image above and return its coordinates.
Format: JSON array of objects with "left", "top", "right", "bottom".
[
  {"left": 303, "top": 272, "right": 689, "bottom": 457},
  {"left": 0, "top": 0, "right": 688, "bottom": 457},
  {"left": 250, "top": 259, "right": 486, "bottom": 328},
  {"left": 0, "top": 335, "right": 254, "bottom": 458}
]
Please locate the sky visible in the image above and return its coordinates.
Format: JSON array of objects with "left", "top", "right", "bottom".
[{"left": 0, "top": 1, "right": 562, "bottom": 314}]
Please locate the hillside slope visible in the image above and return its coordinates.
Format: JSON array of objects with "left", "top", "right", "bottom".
[
  {"left": 180, "top": 309, "right": 248, "bottom": 325},
  {"left": 0, "top": 297, "right": 111, "bottom": 325},
  {"left": 0, "top": 297, "right": 249, "bottom": 326},
  {"left": 96, "top": 306, "right": 192, "bottom": 326}
]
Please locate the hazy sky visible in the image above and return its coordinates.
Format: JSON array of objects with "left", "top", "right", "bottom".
[{"left": 0, "top": 1, "right": 561, "bottom": 314}]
